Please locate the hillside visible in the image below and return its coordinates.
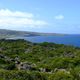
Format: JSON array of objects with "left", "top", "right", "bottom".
[
  {"left": 0, "top": 29, "right": 65, "bottom": 39},
  {"left": 0, "top": 39, "right": 80, "bottom": 80},
  {"left": 0, "top": 29, "right": 40, "bottom": 38}
]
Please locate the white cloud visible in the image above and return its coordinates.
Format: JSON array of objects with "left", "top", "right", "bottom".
[
  {"left": 0, "top": 9, "right": 48, "bottom": 29},
  {"left": 0, "top": 9, "right": 34, "bottom": 18},
  {"left": 55, "top": 15, "right": 64, "bottom": 20}
]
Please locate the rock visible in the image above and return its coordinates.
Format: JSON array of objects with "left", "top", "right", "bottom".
[
  {"left": 15, "top": 61, "right": 35, "bottom": 70},
  {"left": 39, "top": 68, "right": 51, "bottom": 72},
  {"left": 54, "top": 68, "right": 70, "bottom": 74},
  {"left": 63, "top": 52, "right": 75, "bottom": 58},
  {"left": 25, "top": 48, "right": 32, "bottom": 53},
  {"left": 0, "top": 54, "right": 4, "bottom": 58}
]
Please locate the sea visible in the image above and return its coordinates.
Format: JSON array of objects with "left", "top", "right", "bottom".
[{"left": 9, "top": 34, "right": 80, "bottom": 47}]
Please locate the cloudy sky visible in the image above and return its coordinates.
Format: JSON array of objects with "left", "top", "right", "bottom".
[{"left": 0, "top": 0, "right": 80, "bottom": 34}]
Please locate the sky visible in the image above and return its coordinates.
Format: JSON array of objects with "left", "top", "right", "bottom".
[{"left": 0, "top": 0, "right": 80, "bottom": 34}]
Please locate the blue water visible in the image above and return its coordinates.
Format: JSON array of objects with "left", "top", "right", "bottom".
[{"left": 11, "top": 35, "right": 80, "bottom": 47}]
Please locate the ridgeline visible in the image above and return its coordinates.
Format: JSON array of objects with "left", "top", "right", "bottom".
[{"left": 0, "top": 29, "right": 65, "bottom": 39}]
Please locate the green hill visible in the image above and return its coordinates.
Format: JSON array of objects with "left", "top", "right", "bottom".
[{"left": 0, "top": 39, "right": 79, "bottom": 80}]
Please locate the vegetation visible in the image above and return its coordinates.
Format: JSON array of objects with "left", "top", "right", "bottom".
[{"left": 0, "top": 39, "right": 80, "bottom": 80}]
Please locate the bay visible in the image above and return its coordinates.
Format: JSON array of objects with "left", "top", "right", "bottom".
[{"left": 9, "top": 35, "right": 80, "bottom": 47}]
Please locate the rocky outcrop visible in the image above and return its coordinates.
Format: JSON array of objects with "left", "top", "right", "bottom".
[{"left": 15, "top": 61, "right": 36, "bottom": 70}]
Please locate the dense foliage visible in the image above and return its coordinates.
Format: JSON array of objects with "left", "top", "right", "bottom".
[{"left": 0, "top": 39, "right": 80, "bottom": 80}]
